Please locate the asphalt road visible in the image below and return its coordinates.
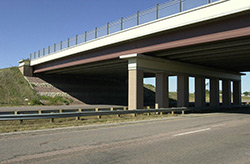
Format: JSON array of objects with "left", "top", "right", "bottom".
[{"left": 1, "top": 111, "right": 250, "bottom": 164}]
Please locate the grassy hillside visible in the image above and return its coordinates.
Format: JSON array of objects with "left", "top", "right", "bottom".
[
  {"left": 0, "top": 67, "right": 40, "bottom": 106},
  {"left": 0, "top": 67, "right": 73, "bottom": 106}
]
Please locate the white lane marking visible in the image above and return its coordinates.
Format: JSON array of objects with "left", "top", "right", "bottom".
[
  {"left": 211, "top": 123, "right": 226, "bottom": 128},
  {"left": 173, "top": 128, "right": 211, "bottom": 137}
]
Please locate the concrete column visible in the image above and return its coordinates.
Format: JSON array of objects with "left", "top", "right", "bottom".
[
  {"left": 233, "top": 80, "right": 241, "bottom": 105},
  {"left": 177, "top": 75, "right": 189, "bottom": 107},
  {"left": 210, "top": 78, "right": 219, "bottom": 106},
  {"left": 128, "top": 69, "right": 144, "bottom": 110},
  {"left": 155, "top": 73, "right": 169, "bottom": 109},
  {"left": 222, "top": 79, "right": 231, "bottom": 106},
  {"left": 195, "top": 77, "right": 205, "bottom": 107}
]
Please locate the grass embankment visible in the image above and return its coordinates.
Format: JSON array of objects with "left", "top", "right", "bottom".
[
  {"left": 0, "top": 67, "right": 72, "bottom": 106},
  {"left": 0, "top": 67, "right": 40, "bottom": 106},
  {"left": 0, "top": 113, "right": 180, "bottom": 133}
]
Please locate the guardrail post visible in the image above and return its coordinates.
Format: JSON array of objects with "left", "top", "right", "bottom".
[
  {"left": 107, "top": 22, "right": 109, "bottom": 35},
  {"left": 48, "top": 46, "right": 50, "bottom": 54},
  {"left": 180, "top": 0, "right": 183, "bottom": 12},
  {"left": 76, "top": 108, "right": 82, "bottom": 120},
  {"left": 95, "top": 27, "right": 98, "bottom": 38},
  {"left": 85, "top": 31, "right": 87, "bottom": 42},
  {"left": 123, "top": 107, "right": 127, "bottom": 111},
  {"left": 76, "top": 35, "right": 78, "bottom": 45},
  {"left": 96, "top": 108, "right": 101, "bottom": 119},
  {"left": 156, "top": 4, "right": 159, "bottom": 19},
  {"left": 14, "top": 111, "right": 18, "bottom": 115},
  {"left": 60, "top": 41, "right": 62, "bottom": 50},
  {"left": 59, "top": 109, "right": 63, "bottom": 113},
  {"left": 38, "top": 110, "right": 42, "bottom": 114},
  {"left": 137, "top": 11, "right": 140, "bottom": 25},
  {"left": 54, "top": 43, "right": 56, "bottom": 52},
  {"left": 147, "top": 106, "right": 150, "bottom": 116},
  {"left": 182, "top": 110, "right": 185, "bottom": 115},
  {"left": 50, "top": 112, "right": 54, "bottom": 123},
  {"left": 43, "top": 48, "right": 45, "bottom": 56},
  {"left": 121, "top": 17, "right": 123, "bottom": 30}
]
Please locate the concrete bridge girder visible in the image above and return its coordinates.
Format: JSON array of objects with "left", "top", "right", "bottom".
[{"left": 120, "top": 54, "right": 242, "bottom": 110}]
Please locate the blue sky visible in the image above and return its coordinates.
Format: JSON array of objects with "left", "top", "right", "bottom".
[{"left": 0, "top": 0, "right": 249, "bottom": 92}]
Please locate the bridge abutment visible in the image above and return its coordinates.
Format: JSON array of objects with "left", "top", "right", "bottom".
[{"left": 18, "top": 59, "right": 33, "bottom": 77}]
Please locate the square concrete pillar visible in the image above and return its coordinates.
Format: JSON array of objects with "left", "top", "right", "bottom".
[
  {"left": 233, "top": 80, "right": 241, "bottom": 105},
  {"left": 155, "top": 73, "right": 169, "bottom": 109},
  {"left": 128, "top": 69, "right": 144, "bottom": 110},
  {"left": 177, "top": 75, "right": 189, "bottom": 107},
  {"left": 222, "top": 79, "right": 231, "bottom": 106},
  {"left": 195, "top": 77, "right": 205, "bottom": 107},
  {"left": 210, "top": 78, "right": 219, "bottom": 106}
]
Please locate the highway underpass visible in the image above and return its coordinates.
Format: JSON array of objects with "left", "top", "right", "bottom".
[{"left": 19, "top": 0, "right": 250, "bottom": 110}]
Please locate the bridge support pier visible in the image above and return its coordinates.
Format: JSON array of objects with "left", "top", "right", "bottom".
[
  {"left": 128, "top": 69, "right": 144, "bottom": 110},
  {"left": 210, "top": 78, "right": 220, "bottom": 106},
  {"left": 233, "top": 80, "right": 241, "bottom": 105},
  {"left": 155, "top": 73, "right": 169, "bottom": 109},
  {"left": 177, "top": 75, "right": 189, "bottom": 107},
  {"left": 120, "top": 54, "right": 242, "bottom": 110},
  {"left": 222, "top": 79, "right": 231, "bottom": 106},
  {"left": 195, "top": 77, "right": 206, "bottom": 107}
]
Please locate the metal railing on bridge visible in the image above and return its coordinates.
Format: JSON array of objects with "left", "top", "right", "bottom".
[{"left": 29, "top": 0, "right": 219, "bottom": 60}]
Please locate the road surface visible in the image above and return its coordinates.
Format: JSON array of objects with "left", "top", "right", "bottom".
[{"left": 1, "top": 110, "right": 250, "bottom": 164}]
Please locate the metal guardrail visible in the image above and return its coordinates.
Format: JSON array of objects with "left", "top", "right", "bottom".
[
  {"left": 0, "top": 107, "right": 187, "bottom": 121},
  {"left": 1, "top": 104, "right": 249, "bottom": 121},
  {"left": 29, "top": 0, "right": 219, "bottom": 60}
]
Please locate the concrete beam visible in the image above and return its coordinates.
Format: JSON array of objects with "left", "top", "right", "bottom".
[
  {"left": 210, "top": 78, "right": 220, "bottom": 106},
  {"left": 121, "top": 54, "right": 241, "bottom": 81},
  {"left": 222, "top": 79, "right": 231, "bottom": 106},
  {"left": 177, "top": 75, "right": 189, "bottom": 107},
  {"left": 195, "top": 77, "right": 205, "bottom": 107},
  {"left": 155, "top": 73, "right": 169, "bottom": 109},
  {"left": 128, "top": 69, "right": 144, "bottom": 110},
  {"left": 233, "top": 80, "right": 241, "bottom": 105}
]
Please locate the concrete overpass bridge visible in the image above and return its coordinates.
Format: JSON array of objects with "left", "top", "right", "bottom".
[{"left": 19, "top": 0, "right": 250, "bottom": 109}]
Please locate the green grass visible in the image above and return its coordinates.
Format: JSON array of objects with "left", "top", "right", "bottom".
[
  {"left": 0, "top": 67, "right": 73, "bottom": 106},
  {"left": 0, "top": 67, "right": 40, "bottom": 106},
  {"left": 40, "top": 96, "right": 73, "bottom": 105}
]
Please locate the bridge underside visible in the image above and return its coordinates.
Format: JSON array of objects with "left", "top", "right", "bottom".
[{"left": 20, "top": 10, "right": 250, "bottom": 109}]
